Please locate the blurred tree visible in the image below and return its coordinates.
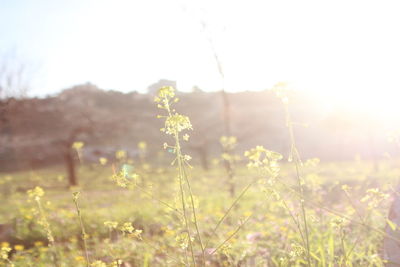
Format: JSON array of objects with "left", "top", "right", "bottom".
[
  {"left": 0, "top": 52, "right": 33, "bottom": 170},
  {"left": 147, "top": 79, "right": 176, "bottom": 96},
  {"left": 55, "top": 83, "right": 102, "bottom": 186},
  {"left": 0, "top": 53, "right": 31, "bottom": 99}
]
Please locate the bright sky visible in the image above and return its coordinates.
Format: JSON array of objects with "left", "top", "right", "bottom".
[{"left": 1, "top": 0, "right": 400, "bottom": 117}]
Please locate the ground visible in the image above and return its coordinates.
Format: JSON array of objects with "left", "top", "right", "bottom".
[{"left": 0, "top": 159, "right": 398, "bottom": 266}]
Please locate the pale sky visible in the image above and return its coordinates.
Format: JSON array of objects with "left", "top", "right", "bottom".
[{"left": 1, "top": 0, "right": 400, "bottom": 116}]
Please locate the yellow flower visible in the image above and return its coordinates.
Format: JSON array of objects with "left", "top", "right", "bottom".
[
  {"left": 1, "top": 242, "right": 10, "bottom": 248},
  {"left": 39, "top": 247, "right": 48, "bottom": 252},
  {"left": 111, "top": 170, "right": 134, "bottom": 188},
  {"left": 27, "top": 186, "right": 45, "bottom": 201},
  {"left": 75, "top": 256, "right": 85, "bottom": 262},
  {"left": 99, "top": 157, "right": 108, "bottom": 165},
  {"left": 104, "top": 221, "right": 119, "bottom": 230},
  {"left": 243, "top": 211, "right": 252, "bottom": 217},
  {"left": 115, "top": 150, "right": 127, "bottom": 160},
  {"left": 72, "top": 141, "right": 84, "bottom": 150},
  {"left": 220, "top": 136, "right": 237, "bottom": 149},
  {"left": 14, "top": 245, "right": 24, "bottom": 251},
  {"left": 1, "top": 247, "right": 11, "bottom": 259},
  {"left": 91, "top": 260, "right": 107, "bottom": 267},
  {"left": 244, "top": 146, "right": 283, "bottom": 182},
  {"left": 120, "top": 222, "right": 134, "bottom": 234},
  {"left": 156, "top": 86, "right": 175, "bottom": 100},
  {"left": 165, "top": 114, "right": 193, "bottom": 135},
  {"left": 34, "top": 241, "right": 44, "bottom": 247},
  {"left": 273, "top": 82, "right": 290, "bottom": 104},
  {"left": 341, "top": 184, "right": 351, "bottom": 192},
  {"left": 130, "top": 229, "right": 142, "bottom": 240},
  {"left": 163, "top": 228, "right": 175, "bottom": 237},
  {"left": 138, "top": 141, "right": 147, "bottom": 150},
  {"left": 111, "top": 260, "right": 123, "bottom": 267}
]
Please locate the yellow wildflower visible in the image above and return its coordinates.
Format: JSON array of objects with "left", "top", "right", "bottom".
[{"left": 14, "top": 245, "right": 24, "bottom": 251}]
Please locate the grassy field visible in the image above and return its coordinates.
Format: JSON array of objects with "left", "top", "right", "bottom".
[
  {"left": 0, "top": 158, "right": 398, "bottom": 266},
  {"left": 1, "top": 87, "right": 399, "bottom": 266}
]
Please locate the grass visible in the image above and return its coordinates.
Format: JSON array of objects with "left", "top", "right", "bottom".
[{"left": 0, "top": 159, "right": 397, "bottom": 266}]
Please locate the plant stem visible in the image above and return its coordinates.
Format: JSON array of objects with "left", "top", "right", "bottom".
[
  {"left": 209, "top": 215, "right": 252, "bottom": 256},
  {"left": 163, "top": 95, "right": 204, "bottom": 266},
  {"left": 279, "top": 193, "right": 306, "bottom": 248},
  {"left": 168, "top": 110, "right": 196, "bottom": 267},
  {"left": 284, "top": 102, "right": 312, "bottom": 266},
  {"left": 339, "top": 227, "right": 348, "bottom": 265},
  {"left": 135, "top": 184, "right": 182, "bottom": 215},
  {"left": 278, "top": 179, "right": 400, "bottom": 245},
  {"left": 72, "top": 193, "right": 90, "bottom": 267},
  {"left": 181, "top": 164, "right": 206, "bottom": 265},
  {"left": 35, "top": 199, "right": 60, "bottom": 267},
  {"left": 209, "top": 181, "right": 254, "bottom": 240}
]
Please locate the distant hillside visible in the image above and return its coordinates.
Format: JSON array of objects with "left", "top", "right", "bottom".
[{"left": 0, "top": 83, "right": 396, "bottom": 171}]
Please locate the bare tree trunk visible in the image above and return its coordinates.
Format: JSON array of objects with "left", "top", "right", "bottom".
[{"left": 60, "top": 126, "right": 92, "bottom": 187}]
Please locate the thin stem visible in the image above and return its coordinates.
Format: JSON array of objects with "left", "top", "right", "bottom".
[
  {"left": 284, "top": 102, "right": 311, "bottom": 266},
  {"left": 163, "top": 95, "right": 203, "bottom": 266},
  {"left": 5, "top": 258, "right": 13, "bottom": 266},
  {"left": 35, "top": 199, "right": 60, "bottom": 267},
  {"left": 206, "top": 181, "right": 255, "bottom": 248},
  {"left": 345, "top": 233, "right": 361, "bottom": 260},
  {"left": 209, "top": 215, "right": 252, "bottom": 256},
  {"left": 141, "top": 238, "right": 180, "bottom": 264},
  {"left": 294, "top": 160, "right": 311, "bottom": 266},
  {"left": 174, "top": 128, "right": 196, "bottom": 267},
  {"left": 72, "top": 193, "right": 90, "bottom": 267},
  {"left": 135, "top": 184, "right": 182, "bottom": 215},
  {"left": 36, "top": 200, "right": 55, "bottom": 246},
  {"left": 178, "top": 155, "right": 195, "bottom": 266},
  {"left": 339, "top": 227, "right": 347, "bottom": 266},
  {"left": 343, "top": 190, "right": 364, "bottom": 222},
  {"left": 279, "top": 193, "right": 306, "bottom": 248},
  {"left": 181, "top": 163, "right": 206, "bottom": 265},
  {"left": 278, "top": 180, "right": 400, "bottom": 245}
]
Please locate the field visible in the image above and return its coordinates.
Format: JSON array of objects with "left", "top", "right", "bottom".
[
  {"left": 0, "top": 159, "right": 398, "bottom": 266},
  {"left": 0, "top": 87, "right": 399, "bottom": 267}
]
